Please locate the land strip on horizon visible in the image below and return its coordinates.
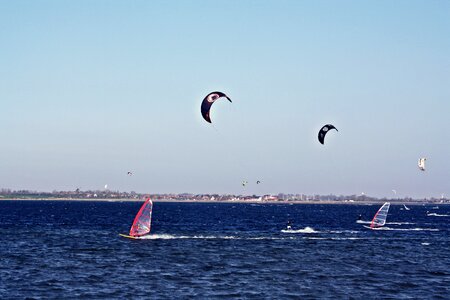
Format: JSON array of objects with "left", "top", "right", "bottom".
[{"left": 0, "top": 189, "right": 447, "bottom": 204}]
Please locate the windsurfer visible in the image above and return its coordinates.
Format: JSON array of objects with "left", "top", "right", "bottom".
[{"left": 286, "top": 220, "right": 292, "bottom": 230}]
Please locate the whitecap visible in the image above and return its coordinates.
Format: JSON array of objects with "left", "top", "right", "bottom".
[
  {"left": 369, "top": 227, "right": 439, "bottom": 232},
  {"left": 356, "top": 220, "right": 371, "bottom": 224},
  {"left": 304, "top": 237, "right": 366, "bottom": 241},
  {"left": 281, "top": 226, "right": 318, "bottom": 234},
  {"left": 138, "top": 234, "right": 285, "bottom": 240},
  {"left": 328, "top": 230, "right": 360, "bottom": 234},
  {"left": 386, "top": 222, "right": 416, "bottom": 225},
  {"left": 427, "top": 213, "right": 449, "bottom": 217}
]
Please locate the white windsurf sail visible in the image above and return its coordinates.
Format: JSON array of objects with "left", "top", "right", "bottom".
[{"left": 370, "top": 202, "right": 390, "bottom": 229}]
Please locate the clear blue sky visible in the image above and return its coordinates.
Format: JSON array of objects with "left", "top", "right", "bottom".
[{"left": 1, "top": 0, "right": 449, "bottom": 198}]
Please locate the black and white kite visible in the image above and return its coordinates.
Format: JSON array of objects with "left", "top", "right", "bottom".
[
  {"left": 318, "top": 124, "right": 338, "bottom": 144},
  {"left": 200, "top": 91, "right": 232, "bottom": 123}
]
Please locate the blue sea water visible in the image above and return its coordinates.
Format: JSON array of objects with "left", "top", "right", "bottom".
[{"left": 0, "top": 201, "right": 449, "bottom": 299}]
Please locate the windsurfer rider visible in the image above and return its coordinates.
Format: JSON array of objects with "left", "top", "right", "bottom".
[
  {"left": 286, "top": 220, "right": 292, "bottom": 230},
  {"left": 357, "top": 214, "right": 362, "bottom": 221}
]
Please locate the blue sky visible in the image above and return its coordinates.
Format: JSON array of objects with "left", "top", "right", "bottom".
[{"left": 0, "top": 0, "right": 449, "bottom": 198}]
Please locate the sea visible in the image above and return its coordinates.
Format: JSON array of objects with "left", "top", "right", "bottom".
[{"left": 0, "top": 201, "right": 449, "bottom": 299}]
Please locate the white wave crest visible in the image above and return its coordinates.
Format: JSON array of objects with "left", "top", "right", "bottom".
[
  {"left": 328, "top": 230, "right": 360, "bottom": 234},
  {"left": 137, "top": 234, "right": 284, "bottom": 240},
  {"left": 369, "top": 227, "right": 439, "bottom": 232},
  {"left": 386, "top": 222, "right": 416, "bottom": 225},
  {"left": 427, "top": 213, "right": 449, "bottom": 217},
  {"left": 304, "top": 237, "right": 366, "bottom": 240},
  {"left": 281, "top": 226, "right": 318, "bottom": 234},
  {"left": 356, "top": 220, "right": 371, "bottom": 224}
]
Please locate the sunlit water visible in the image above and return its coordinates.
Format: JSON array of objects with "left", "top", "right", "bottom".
[{"left": 1, "top": 201, "right": 449, "bottom": 299}]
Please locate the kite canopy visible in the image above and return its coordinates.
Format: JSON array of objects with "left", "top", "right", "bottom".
[
  {"left": 418, "top": 158, "right": 426, "bottom": 171},
  {"left": 318, "top": 124, "right": 338, "bottom": 144},
  {"left": 201, "top": 91, "right": 232, "bottom": 123}
]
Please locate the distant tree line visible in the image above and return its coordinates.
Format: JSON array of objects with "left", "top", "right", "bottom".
[{"left": 0, "top": 188, "right": 447, "bottom": 203}]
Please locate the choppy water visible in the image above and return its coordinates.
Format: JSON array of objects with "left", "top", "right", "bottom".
[{"left": 0, "top": 201, "right": 449, "bottom": 299}]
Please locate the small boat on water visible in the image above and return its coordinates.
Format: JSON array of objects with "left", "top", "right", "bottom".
[{"left": 119, "top": 197, "right": 153, "bottom": 239}]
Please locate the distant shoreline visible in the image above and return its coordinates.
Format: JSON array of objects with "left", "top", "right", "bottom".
[{"left": 0, "top": 198, "right": 440, "bottom": 205}]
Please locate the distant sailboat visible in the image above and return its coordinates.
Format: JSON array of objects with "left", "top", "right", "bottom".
[
  {"left": 367, "top": 202, "right": 390, "bottom": 229},
  {"left": 119, "top": 198, "right": 153, "bottom": 239}
]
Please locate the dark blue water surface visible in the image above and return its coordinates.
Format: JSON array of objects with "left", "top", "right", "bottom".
[{"left": 0, "top": 201, "right": 449, "bottom": 299}]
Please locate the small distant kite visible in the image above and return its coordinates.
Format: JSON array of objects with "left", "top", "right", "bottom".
[
  {"left": 127, "top": 171, "right": 133, "bottom": 176},
  {"left": 418, "top": 158, "right": 426, "bottom": 171},
  {"left": 104, "top": 184, "right": 108, "bottom": 189},
  {"left": 201, "top": 91, "right": 232, "bottom": 123},
  {"left": 256, "top": 180, "right": 261, "bottom": 184},
  {"left": 318, "top": 124, "right": 338, "bottom": 144},
  {"left": 242, "top": 180, "right": 248, "bottom": 187}
]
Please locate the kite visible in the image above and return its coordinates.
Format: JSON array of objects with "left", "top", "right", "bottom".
[
  {"left": 418, "top": 158, "right": 426, "bottom": 171},
  {"left": 200, "top": 91, "right": 232, "bottom": 123},
  {"left": 318, "top": 124, "right": 338, "bottom": 144}
]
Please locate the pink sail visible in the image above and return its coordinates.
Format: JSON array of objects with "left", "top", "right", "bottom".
[{"left": 129, "top": 198, "right": 153, "bottom": 237}]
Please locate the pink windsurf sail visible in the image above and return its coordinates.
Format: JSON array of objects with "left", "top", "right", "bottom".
[
  {"left": 129, "top": 198, "right": 153, "bottom": 237},
  {"left": 370, "top": 202, "right": 390, "bottom": 229}
]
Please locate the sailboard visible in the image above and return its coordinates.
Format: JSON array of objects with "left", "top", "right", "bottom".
[
  {"left": 368, "top": 202, "right": 390, "bottom": 229},
  {"left": 119, "top": 197, "right": 153, "bottom": 239},
  {"left": 119, "top": 233, "right": 140, "bottom": 239}
]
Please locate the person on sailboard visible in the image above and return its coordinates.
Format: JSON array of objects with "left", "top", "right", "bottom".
[
  {"left": 286, "top": 220, "right": 292, "bottom": 230},
  {"left": 357, "top": 214, "right": 362, "bottom": 221}
]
